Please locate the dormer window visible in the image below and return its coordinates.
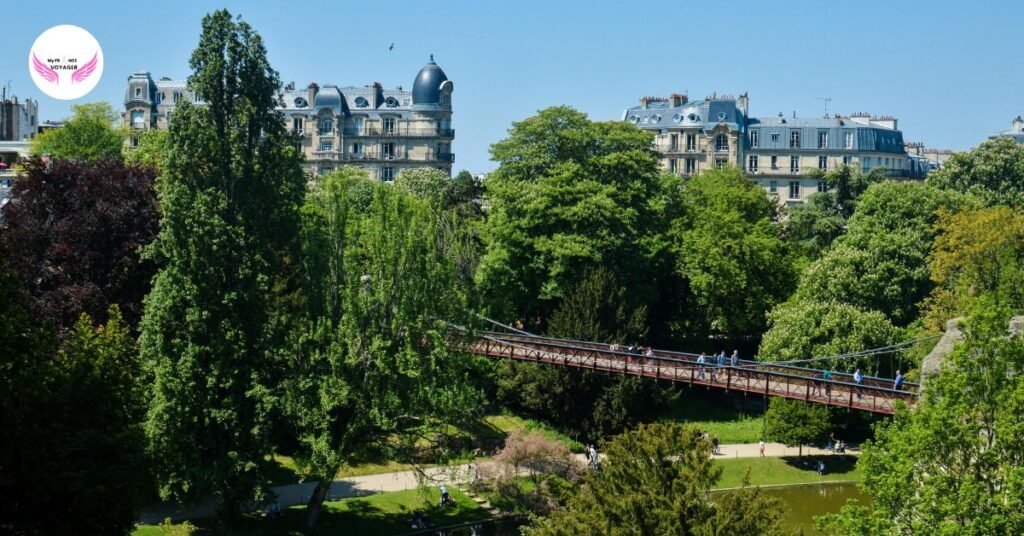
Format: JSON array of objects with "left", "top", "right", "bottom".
[
  {"left": 319, "top": 119, "right": 333, "bottom": 135},
  {"left": 135, "top": 87, "right": 142, "bottom": 98},
  {"left": 385, "top": 97, "right": 399, "bottom": 107},
  {"left": 355, "top": 97, "right": 368, "bottom": 108},
  {"left": 294, "top": 97, "right": 307, "bottom": 108}
]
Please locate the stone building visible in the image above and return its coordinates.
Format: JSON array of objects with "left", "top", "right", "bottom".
[
  {"left": 624, "top": 93, "right": 927, "bottom": 205},
  {"left": 989, "top": 116, "right": 1024, "bottom": 144},
  {"left": 123, "top": 57, "right": 454, "bottom": 179},
  {"left": 0, "top": 93, "right": 39, "bottom": 142}
]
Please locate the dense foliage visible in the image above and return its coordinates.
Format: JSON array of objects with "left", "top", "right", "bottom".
[
  {"left": 523, "top": 423, "right": 786, "bottom": 535},
  {"left": 763, "top": 398, "right": 832, "bottom": 457},
  {"left": 928, "top": 137, "right": 1024, "bottom": 208},
  {"left": 30, "top": 102, "right": 125, "bottom": 163},
  {"left": 140, "top": 9, "right": 306, "bottom": 519},
  {"left": 0, "top": 157, "right": 158, "bottom": 328}
]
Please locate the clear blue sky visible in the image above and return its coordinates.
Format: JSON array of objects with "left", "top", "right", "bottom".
[{"left": 2, "top": 0, "right": 1022, "bottom": 173}]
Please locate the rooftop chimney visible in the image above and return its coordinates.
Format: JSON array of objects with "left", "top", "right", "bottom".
[{"left": 307, "top": 82, "right": 319, "bottom": 105}]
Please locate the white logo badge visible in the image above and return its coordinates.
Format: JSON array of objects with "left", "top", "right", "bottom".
[{"left": 28, "top": 25, "right": 104, "bottom": 100}]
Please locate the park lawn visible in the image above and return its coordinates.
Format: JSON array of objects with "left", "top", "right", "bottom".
[
  {"left": 662, "top": 393, "right": 765, "bottom": 444},
  {"left": 132, "top": 488, "right": 490, "bottom": 535},
  {"left": 714, "top": 455, "right": 862, "bottom": 490},
  {"left": 481, "top": 414, "right": 585, "bottom": 453}
]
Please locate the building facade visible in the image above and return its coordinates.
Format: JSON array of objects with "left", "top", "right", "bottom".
[
  {"left": 624, "top": 94, "right": 927, "bottom": 205},
  {"left": 124, "top": 57, "right": 454, "bottom": 179},
  {"left": 1, "top": 94, "right": 39, "bottom": 142}
]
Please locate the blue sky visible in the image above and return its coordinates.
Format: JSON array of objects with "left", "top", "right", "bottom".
[{"left": 2, "top": 0, "right": 1022, "bottom": 173}]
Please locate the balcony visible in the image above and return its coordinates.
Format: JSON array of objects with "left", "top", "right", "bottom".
[{"left": 342, "top": 127, "right": 455, "bottom": 138}]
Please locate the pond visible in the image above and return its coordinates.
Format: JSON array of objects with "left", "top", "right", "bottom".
[{"left": 759, "top": 482, "right": 869, "bottom": 535}]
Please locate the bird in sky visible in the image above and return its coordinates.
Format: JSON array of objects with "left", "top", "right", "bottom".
[{"left": 388, "top": 43, "right": 394, "bottom": 51}]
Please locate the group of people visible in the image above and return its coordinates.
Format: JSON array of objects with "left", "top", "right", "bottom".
[
  {"left": 585, "top": 444, "right": 601, "bottom": 470},
  {"left": 811, "top": 367, "right": 906, "bottom": 399},
  {"left": 609, "top": 343, "right": 656, "bottom": 364},
  {"left": 695, "top": 350, "right": 742, "bottom": 382}
]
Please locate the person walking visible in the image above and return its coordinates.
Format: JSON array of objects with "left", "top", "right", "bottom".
[
  {"left": 822, "top": 369, "right": 833, "bottom": 397},
  {"left": 697, "top": 352, "right": 707, "bottom": 380},
  {"left": 853, "top": 368, "right": 864, "bottom": 399},
  {"left": 894, "top": 370, "right": 904, "bottom": 391},
  {"left": 716, "top": 351, "right": 727, "bottom": 382},
  {"left": 759, "top": 440, "right": 766, "bottom": 457}
]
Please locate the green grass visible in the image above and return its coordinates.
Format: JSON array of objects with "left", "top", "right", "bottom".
[
  {"left": 661, "top": 393, "right": 765, "bottom": 444},
  {"left": 714, "top": 455, "right": 862, "bottom": 490},
  {"left": 132, "top": 488, "right": 490, "bottom": 535},
  {"left": 481, "top": 414, "right": 585, "bottom": 452}
]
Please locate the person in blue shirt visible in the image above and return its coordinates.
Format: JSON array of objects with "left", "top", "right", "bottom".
[
  {"left": 822, "top": 369, "right": 833, "bottom": 397},
  {"left": 697, "top": 353, "right": 707, "bottom": 380},
  {"left": 894, "top": 370, "right": 904, "bottom": 391},
  {"left": 716, "top": 351, "right": 727, "bottom": 381},
  {"left": 853, "top": 368, "right": 864, "bottom": 399}
]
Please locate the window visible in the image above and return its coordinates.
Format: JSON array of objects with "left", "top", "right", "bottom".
[
  {"left": 844, "top": 132, "right": 854, "bottom": 149},
  {"left": 748, "top": 155, "right": 758, "bottom": 172},
  {"left": 131, "top": 135, "right": 140, "bottom": 147},
  {"left": 293, "top": 118, "right": 304, "bottom": 134},
  {"left": 684, "top": 158, "right": 696, "bottom": 175},
  {"left": 769, "top": 180, "right": 778, "bottom": 193},
  {"left": 381, "top": 166, "right": 396, "bottom": 181},
  {"left": 789, "top": 181, "right": 800, "bottom": 200},
  {"left": 770, "top": 133, "right": 780, "bottom": 143},
  {"left": 381, "top": 142, "right": 395, "bottom": 159},
  {"left": 166, "top": 111, "right": 172, "bottom": 124},
  {"left": 818, "top": 131, "right": 829, "bottom": 148},
  {"left": 790, "top": 156, "right": 800, "bottom": 173},
  {"left": 383, "top": 117, "right": 396, "bottom": 134},
  {"left": 790, "top": 131, "right": 801, "bottom": 148},
  {"left": 130, "top": 110, "right": 145, "bottom": 128},
  {"left": 352, "top": 117, "right": 364, "bottom": 134},
  {"left": 669, "top": 159, "right": 677, "bottom": 173},
  {"left": 352, "top": 142, "right": 364, "bottom": 156},
  {"left": 135, "top": 87, "right": 141, "bottom": 98},
  {"left": 193, "top": 93, "right": 202, "bottom": 103},
  {"left": 843, "top": 155, "right": 852, "bottom": 166},
  {"left": 319, "top": 119, "right": 333, "bottom": 135},
  {"left": 319, "top": 139, "right": 333, "bottom": 152},
  {"left": 355, "top": 97, "right": 368, "bottom": 108},
  {"left": 685, "top": 133, "right": 696, "bottom": 151},
  {"left": 770, "top": 156, "right": 778, "bottom": 170},
  {"left": 295, "top": 142, "right": 303, "bottom": 154},
  {"left": 818, "top": 155, "right": 828, "bottom": 170},
  {"left": 817, "top": 180, "right": 827, "bottom": 193},
  {"left": 154, "top": 92, "right": 161, "bottom": 103},
  {"left": 385, "top": 97, "right": 399, "bottom": 107},
  {"left": 750, "top": 130, "right": 759, "bottom": 148},
  {"left": 293, "top": 97, "right": 307, "bottom": 108},
  {"left": 669, "top": 134, "right": 678, "bottom": 151},
  {"left": 715, "top": 134, "right": 729, "bottom": 152},
  {"left": 715, "top": 158, "right": 728, "bottom": 169}
]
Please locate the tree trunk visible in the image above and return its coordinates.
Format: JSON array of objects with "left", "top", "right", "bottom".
[
  {"left": 305, "top": 471, "right": 337, "bottom": 529},
  {"left": 798, "top": 444, "right": 803, "bottom": 457}
]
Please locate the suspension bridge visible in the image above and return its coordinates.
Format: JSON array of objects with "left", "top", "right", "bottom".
[{"left": 450, "top": 321, "right": 923, "bottom": 415}]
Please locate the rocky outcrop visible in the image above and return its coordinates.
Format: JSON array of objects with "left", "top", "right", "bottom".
[{"left": 921, "top": 319, "right": 964, "bottom": 379}]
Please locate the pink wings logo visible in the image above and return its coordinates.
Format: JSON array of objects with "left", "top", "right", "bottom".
[
  {"left": 28, "top": 25, "right": 104, "bottom": 100},
  {"left": 31, "top": 53, "right": 58, "bottom": 84},
  {"left": 72, "top": 53, "right": 99, "bottom": 84}
]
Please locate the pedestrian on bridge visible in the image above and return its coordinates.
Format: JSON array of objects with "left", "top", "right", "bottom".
[
  {"left": 822, "top": 369, "right": 833, "bottom": 397},
  {"left": 730, "top": 350, "right": 741, "bottom": 380},
  {"left": 716, "top": 351, "right": 727, "bottom": 381},
  {"left": 853, "top": 368, "right": 864, "bottom": 399},
  {"left": 894, "top": 370, "right": 904, "bottom": 391},
  {"left": 697, "top": 353, "right": 707, "bottom": 380}
]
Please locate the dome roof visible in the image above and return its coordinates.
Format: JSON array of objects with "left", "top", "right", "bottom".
[
  {"left": 412, "top": 55, "right": 448, "bottom": 105},
  {"left": 313, "top": 85, "right": 345, "bottom": 113}
]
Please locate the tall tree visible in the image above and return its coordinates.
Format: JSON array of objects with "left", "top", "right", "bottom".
[
  {"left": 928, "top": 137, "right": 1024, "bottom": 208},
  {"left": 31, "top": 102, "right": 125, "bottom": 163},
  {"left": 289, "top": 177, "right": 481, "bottom": 527},
  {"left": 763, "top": 398, "right": 831, "bottom": 457},
  {"left": 819, "top": 304, "right": 1024, "bottom": 535},
  {"left": 394, "top": 167, "right": 453, "bottom": 204},
  {"left": 784, "top": 166, "right": 886, "bottom": 258},
  {"left": 140, "top": 9, "right": 305, "bottom": 520},
  {"left": 523, "top": 423, "right": 785, "bottom": 535},
  {"left": 0, "top": 157, "right": 159, "bottom": 328},
  {"left": 671, "top": 167, "right": 796, "bottom": 339},
  {"left": 477, "top": 106, "right": 674, "bottom": 333}
]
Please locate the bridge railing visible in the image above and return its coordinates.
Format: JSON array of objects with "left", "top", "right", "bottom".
[{"left": 478, "top": 331, "right": 919, "bottom": 393}]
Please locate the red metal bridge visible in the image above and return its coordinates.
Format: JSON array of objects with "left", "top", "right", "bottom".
[{"left": 456, "top": 331, "right": 918, "bottom": 415}]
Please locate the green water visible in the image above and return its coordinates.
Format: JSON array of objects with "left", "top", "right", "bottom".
[{"left": 760, "top": 482, "right": 868, "bottom": 535}]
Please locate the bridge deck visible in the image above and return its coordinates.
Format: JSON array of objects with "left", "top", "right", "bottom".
[{"left": 459, "top": 332, "right": 916, "bottom": 415}]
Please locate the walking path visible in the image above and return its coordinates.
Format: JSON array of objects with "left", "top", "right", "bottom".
[{"left": 139, "top": 441, "right": 859, "bottom": 524}]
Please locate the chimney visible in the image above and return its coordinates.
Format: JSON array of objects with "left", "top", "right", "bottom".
[
  {"left": 670, "top": 93, "right": 688, "bottom": 107},
  {"left": 737, "top": 92, "right": 749, "bottom": 116},
  {"left": 307, "top": 82, "right": 319, "bottom": 105},
  {"left": 640, "top": 96, "right": 650, "bottom": 109},
  {"left": 372, "top": 82, "right": 384, "bottom": 108}
]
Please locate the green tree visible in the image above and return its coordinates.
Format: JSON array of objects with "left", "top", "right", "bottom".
[
  {"left": 140, "top": 9, "right": 305, "bottom": 520},
  {"left": 928, "top": 137, "right": 1024, "bottom": 208},
  {"left": 289, "top": 177, "right": 481, "bottom": 527},
  {"left": 922, "top": 206, "right": 1024, "bottom": 330},
  {"left": 31, "top": 102, "right": 125, "bottom": 162},
  {"left": 523, "top": 423, "right": 785, "bottom": 535},
  {"left": 477, "top": 106, "right": 672, "bottom": 331},
  {"left": 758, "top": 299, "right": 903, "bottom": 376},
  {"left": 819, "top": 303, "right": 1024, "bottom": 535},
  {"left": 671, "top": 167, "right": 796, "bottom": 338},
  {"left": 763, "top": 398, "right": 831, "bottom": 457},
  {"left": 125, "top": 129, "right": 169, "bottom": 172},
  {"left": 784, "top": 166, "right": 886, "bottom": 258},
  {"left": 451, "top": 169, "right": 484, "bottom": 218},
  {"left": 795, "top": 182, "right": 973, "bottom": 325}
]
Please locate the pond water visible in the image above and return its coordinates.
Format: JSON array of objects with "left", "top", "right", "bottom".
[{"left": 759, "top": 482, "right": 869, "bottom": 535}]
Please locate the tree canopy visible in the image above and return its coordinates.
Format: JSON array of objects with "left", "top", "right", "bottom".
[
  {"left": 31, "top": 102, "right": 125, "bottom": 163},
  {"left": 140, "top": 9, "right": 305, "bottom": 519},
  {"left": 763, "top": 398, "right": 832, "bottom": 457},
  {"left": 928, "top": 137, "right": 1024, "bottom": 208},
  {"left": 523, "top": 422, "right": 786, "bottom": 535}
]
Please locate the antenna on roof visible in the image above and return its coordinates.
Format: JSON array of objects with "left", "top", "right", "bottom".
[{"left": 814, "top": 97, "right": 832, "bottom": 117}]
